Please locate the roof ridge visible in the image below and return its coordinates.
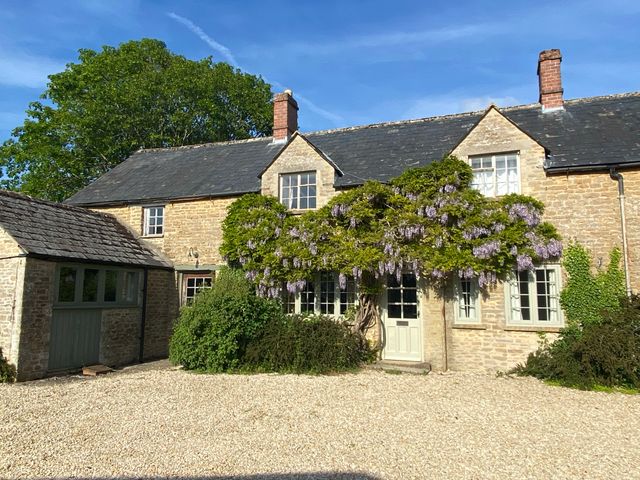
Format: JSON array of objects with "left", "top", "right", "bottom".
[
  {"left": 135, "top": 135, "right": 273, "bottom": 154},
  {"left": 0, "top": 190, "right": 113, "bottom": 220}
]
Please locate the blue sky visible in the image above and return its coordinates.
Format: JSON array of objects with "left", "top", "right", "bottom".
[{"left": 0, "top": 0, "right": 638, "bottom": 140}]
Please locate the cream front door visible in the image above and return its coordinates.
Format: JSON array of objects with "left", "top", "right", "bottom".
[{"left": 382, "top": 273, "right": 422, "bottom": 361}]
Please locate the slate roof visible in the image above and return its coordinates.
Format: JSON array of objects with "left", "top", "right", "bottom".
[
  {"left": 66, "top": 92, "right": 640, "bottom": 206},
  {"left": 0, "top": 190, "right": 171, "bottom": 269}
]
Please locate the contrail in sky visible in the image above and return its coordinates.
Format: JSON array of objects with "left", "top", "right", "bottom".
[{"left": 167, "top": 12, "right": 342, "bottom": 126}]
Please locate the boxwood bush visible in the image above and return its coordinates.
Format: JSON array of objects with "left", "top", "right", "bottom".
[
  {"left": 511, "top": 296, "right": 640, "bottom": 389},
  {"left": 169, "top": 268, "right": 372, "bottom": 374},
  {"left": 243, "top": 313, "right": 373, "bottom": 374},
  {"left": 0, "top": 347, "right": 16, "bottom": 383},
  {"left": 169, "top": 268, "right": 283, "bottom": 372}
]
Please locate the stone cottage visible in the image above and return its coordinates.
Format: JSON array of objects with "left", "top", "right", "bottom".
[
  {"left": 65, "top": 49, "right": 640, "bottom": 372},
  {"left": 0, "top": 191, "right": 175, "bottom": 380}
]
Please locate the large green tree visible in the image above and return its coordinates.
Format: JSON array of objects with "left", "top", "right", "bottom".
[{"left": 0, "top": 38, "right": 273, "bottom": 201}]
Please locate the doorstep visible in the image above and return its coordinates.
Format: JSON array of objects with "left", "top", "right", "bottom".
[{"left": 365, "top": 360, "right": 431, "bottom": 375}]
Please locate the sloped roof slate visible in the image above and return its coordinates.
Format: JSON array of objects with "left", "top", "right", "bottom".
[
  {"left": 0, "top": 190, "right": 171, "bottom": 268},
  {"left": 66, "top": 93, "right": 640, "bottom": 206}
]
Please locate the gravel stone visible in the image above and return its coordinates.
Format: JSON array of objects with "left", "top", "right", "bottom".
[{"left": 1, "top": 363, "right": 639, "bottom": 479}]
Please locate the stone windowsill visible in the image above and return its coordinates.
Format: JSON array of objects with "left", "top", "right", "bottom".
[
  {"left": 503, "top": 325, "right": 562, "bottom": 333},
  {"left": 452, "top": 323, "right": 487, "bottom": 330}
]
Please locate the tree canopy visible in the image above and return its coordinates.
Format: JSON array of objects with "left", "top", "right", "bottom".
[
  {"left": 0, "top": 38, "right": 274, "bottom": 201},
  {"left": 221, "top": 155, "right": 563, "bottom": 335}
]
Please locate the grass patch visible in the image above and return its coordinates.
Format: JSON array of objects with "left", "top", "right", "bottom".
[{"left": 543, "top": 379, "right": 639, "bottom": 395}]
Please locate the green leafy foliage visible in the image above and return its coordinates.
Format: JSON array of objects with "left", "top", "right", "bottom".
[
  {"left": 1, "top": 38, "right": 273, "bottom": 201},
  {"left": 243, "top": 314, "right": 373, "bottom": 374},
  {"left": 169, "top": 268, "right": 282, "bottom": 372},
  {"left": 560, "top": 243, "right": 625, "bottom": 327},
  {"left": 512, "top": 296, "right": 640, "bottom": 389},
  {"left": 0, "top": 347, "right": 16, "bottom": 383},
  {"left": 221, "top": 155, "right": 562, "bottom": 302}
]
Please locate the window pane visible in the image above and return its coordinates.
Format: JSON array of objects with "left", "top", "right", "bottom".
[
  {"left": 58, "top": 267, "right": 77, "bottom": 302},
  {"left": 301, "top": 281, "right": 315, "bottom": 313},
  {"left": 402, "top": 288, "right": 417, "bottom": 303},
  {"left": 518, "top": 271, "right": 531, "bottom": 321},
  {"left": 402, "top": 273, "right": 416, "bottom": 288},
  {"left": 82, "top": 269, "right": 99, "bottom": 302},
  {"left": 124, "top": 272, "right": 139, "bottom": 303},
  {"left": 403, "top": 304, "right": 418, "bottom": 319},
  {"left": 104, "top": 270, "right": 118, "bottom": 302},
  {"left": 388, "top": 288, "right": 401, "bottom": 303},
  {"left": 388, "top": 304, "right": 402, "bottom": 318},
  {"left": 308, "top": 197, "right": 316, "bottom": 209}
]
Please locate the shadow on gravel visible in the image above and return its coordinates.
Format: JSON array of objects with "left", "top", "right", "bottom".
[{"left": 36, "top": 475, "right": 380, "bottom": 480}]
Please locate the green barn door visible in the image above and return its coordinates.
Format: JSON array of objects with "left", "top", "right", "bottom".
[{"left": 48, "top": 309, "right": 101, "bottom": 371}]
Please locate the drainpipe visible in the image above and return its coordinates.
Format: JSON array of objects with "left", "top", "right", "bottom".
[
  {"left": 139, "top": 268, "right": 149, "bottom": 363},
  {"left": 609, "top": 168, "right": 632, "bottom": 296}
]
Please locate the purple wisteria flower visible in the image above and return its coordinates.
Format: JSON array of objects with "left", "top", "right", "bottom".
[
  {"left": 289, "top": 227, "right": 300, "bottom": 238},
  {"left": 424, "top": 206, "right": 437, "bottom": 219},
  {"left": 510, "top": 245, "right": 518, "bottom": 255},
  {"left": 352, "top": 266, "right": 362, "bottom": 280},
  {"left": 275, "top": 248, "right": 283, "bottom": 258},
  {"left": 462, "top": 226, "right": 491, "bottom": 240},
  {"left": 492, "top": 223, "right": 505, "bottom": 233},
  {"left": 458, "top": 267, "right": 474, "bottom": 279},
  {"left": 478, "top": 271, "right": 497, "bottom": 288},
  {"left": 293, "top": 257, "right": 301, "bottom": 268},
  {"left": 247, "top": 240, "right": 256, "bottom": 250},
  {"left": 263, "top": 267, "right": 271, "bottom": 277},
  {"left": 516, "top": 254, "right": 534, "bottom": 271},
  {"left": 309, "top": 243, "right": 318, "bottom": 255},
  {"left": 282, "top": 258, "right": 289, "bottom": 268},
  {"left": 245, "top": 270, "right": 257, "bottom": 281},
  {"left": 331, "top": 204, "right": 350, "bottom": 217},
  {"left": 434, "top": 237, "right": 443, "bottom": 248},
  {"left": 547, "top": 239, "right": 563, "bottom": 257},
  {"left": 443, "top": 184, "right": 456, "bottom": 193},
  {"left": 440, "top": 213, "right": 449, "bottom": 225},
  {"left": 349, "top": 217, "right": 358, "bottom": 228},
  {"left": 473, "top": 240, "right": 501, "bottom": 259},
  {"left": 286, "top": 279, "right": 307, "bottom": 294},
  {"left": 508, "top": 203, "right": 540, "bottom": 227},
  {"left": 274, "top": 227, "right": 281, "bottom": 237},
  {"left": 339, "top": 273, "right": 347, "bottom": 290},
  {"left": 383, "top": 243, "right": 393, "bottom": 255},
  {"left": 239, "top": 256, "right": 247, "bottom": 266},
  {"left": 398, "top": 225, "right": 424, "bottom": 240},
  {"left": 431, "top": 269, "right": 446, "bottom": 279},
  {"left": 405, "top": 192, "right": 418, "bottom": 201}
]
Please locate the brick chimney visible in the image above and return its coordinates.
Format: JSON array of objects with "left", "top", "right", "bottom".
[
  {"left": 273, "top": 89, "right": 298, "bottom": 141},
  {"left": 537, "top": 49, "right": 564, "bottom": 111}
]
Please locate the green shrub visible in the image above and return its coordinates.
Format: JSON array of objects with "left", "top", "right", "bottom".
[
  {"left": 243, "top": 313, "right": 372, "bottom": 374},
  {"left": 0, "top": 347, "right": 16, "bottom": 383},
  {"left": 512, "top": 296, "right": 640, "bottom": 389},
  {"left": 560, "top": 243, "right": 625, "bottom": 327},
  {"left": 169, "top": 268, "right": 283, "bottom": 372}
]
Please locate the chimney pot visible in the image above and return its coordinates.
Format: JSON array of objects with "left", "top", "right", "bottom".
[
  {"left": 537, "top": 49, "right": 564, "bottom": 111},
  {"left": 273, "top": 89, "right": 298, "bottom": 141}
]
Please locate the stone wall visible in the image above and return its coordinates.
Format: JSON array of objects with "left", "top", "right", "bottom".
[
  {"left": 17, "top": 258, "right": 56, "bottom": 380},
  {"left": 0, "top": 226, "right": 25, "bottom": 369},
  {"left": 143, "top": 268, "right": 179, "bottom": 360},
  {"left": 100, "top": 308, "right": 141, "bottom": 366}
]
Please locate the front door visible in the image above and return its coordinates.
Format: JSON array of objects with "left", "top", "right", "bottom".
[{"left": 382, "top": 273, "right": 421, "bottom": 361}]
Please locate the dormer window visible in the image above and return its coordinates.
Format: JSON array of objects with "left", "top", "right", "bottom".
[
  {"left": 280, "top": 172, "right": 316, "bottom": 209},
  {"left": 470, "top": 153, "right": 519, "bottom": 196}
]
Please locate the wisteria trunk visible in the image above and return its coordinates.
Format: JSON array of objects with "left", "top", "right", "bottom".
[{"left": 352, "top": 292, "right": 380, "bottom": 340}]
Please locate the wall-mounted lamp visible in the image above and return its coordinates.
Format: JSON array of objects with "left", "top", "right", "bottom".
[{"left": 188, "top": 247, "right": 200, "bottom": 268}]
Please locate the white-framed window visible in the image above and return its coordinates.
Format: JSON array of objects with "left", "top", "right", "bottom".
[
  {"left": 506, "top": 265, "right": 563, "bottom": 327},
  {"left": 56, "top": 265, "right": 141, "bottom": 307},
  {"left": 283, "top": 272, "right": 357, "bottom": 316},
  {"left": 280, "top": 172, "right": 317, "bottom": 210},
  {"left": 143, "top": 206, "right": 164, "bottom": 236},
  {"left": 182, "top": 274, "right": 213, "bottom": 305},
  {"left": 454, "top": 277, "right": 480, "bottom": 324},
  {"left": 386, "top": 273, "right": 418, "bottom": 320},
  {"left": 470, "top": 152, "right": 519, "bottom": 196}
]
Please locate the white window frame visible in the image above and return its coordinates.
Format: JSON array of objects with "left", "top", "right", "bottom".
[
  {"left": 469, "top": 152, "right": 520, "bottom": 197},
  {"left": 283, "top": 272, "right": 357, "bottom": 317},
  {"left": 454, "top": 277, "right": 480, "bottom": 324},
  {"left": 505, "top": 264, "right": 563, "bottom": 327},
  {"left": 385, "top": 273, "right": 419, "bottom": 320},
  {"left": 182, "top": 273, "right": 214, "bottom": 305},
  {"left": 143, "top": 205, "right": 165, "bottom": 237},
  {"left": 279, "top": 171, "right": 317, "bottom": 210}
]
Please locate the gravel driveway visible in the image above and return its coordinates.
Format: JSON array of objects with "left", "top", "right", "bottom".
[{"left": 1, "top": 363, "right": 639, "bottom": 479}]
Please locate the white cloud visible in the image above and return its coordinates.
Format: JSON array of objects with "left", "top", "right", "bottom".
[
  {"left": 166, "top": 12, "right": 343, "bottom": 126},
  {"left": 0, "top": 52, "right": 64, "bottom": 88},
  {"left": 167, "top": 12, "right": 238, "bottom": 66}
]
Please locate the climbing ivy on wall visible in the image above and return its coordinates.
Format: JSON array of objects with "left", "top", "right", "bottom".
[
  {"left": 221, "top": 155, "right": 563, "bottom": 336},
  {"left": 560, "top": 243, "right": 625, "bottom": 327}
]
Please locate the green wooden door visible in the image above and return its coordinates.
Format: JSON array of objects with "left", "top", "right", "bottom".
[{"left": 48, "top": 309, "right": 101, "bottom": 371}]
